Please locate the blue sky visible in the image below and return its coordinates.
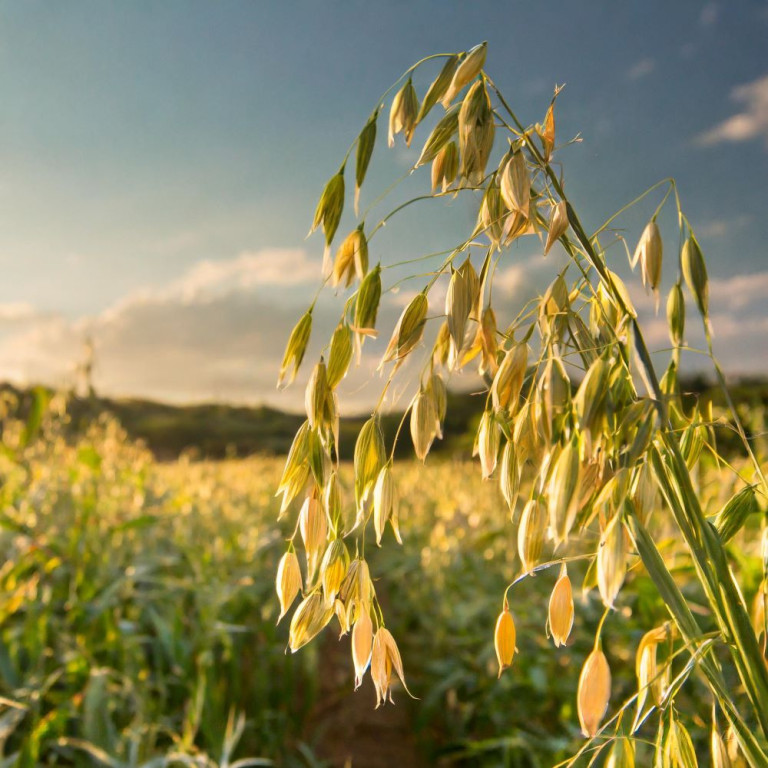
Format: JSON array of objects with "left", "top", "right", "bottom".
[{"left": 0, "top": 1, "right": 766, "bottom": 410}]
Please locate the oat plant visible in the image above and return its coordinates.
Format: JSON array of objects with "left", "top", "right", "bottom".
[{"left": 276, "top": 43, "right": 768, "bottom": 766}]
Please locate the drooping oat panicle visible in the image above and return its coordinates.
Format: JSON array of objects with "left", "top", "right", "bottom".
[
  {"left": 355, "top": 109, "right": 378, "bottom": 215},
  {"left": 416, "top": 104, "right": 459, "bottom": 167},
  {"left": 371, "top": 627, "right": 410, "bottom": 706},
  {"left": 577, "top": 647, "right": 611, "bottom": 737},
  {"left": 276, "top": 550, "right": 303, "bottom": 623},
  {"left": 332, "top": 226, "right": 368, "bottom": 288},
  {"left": 442, "top": 42, "right": 487, "bottom": 106},
  {"left": 548, "top": 564, "right": 574, "bottom": 647},
  {"left": 278, "top": 310, "right": 313, "bottom": 389},
  {"left": 381, "top": 292, "right": 429, "bottom": 367},
  {"left": 544, "top": 200, "right": 569, "bottom": 255},
  {"left": 597, "top": 513, "right": 628, "bottom": 609},
  {"left": 682, "top": 234, "right": 709, "bottom": 317},
  {"left": 518, "top": 498, "right": 545, "bottom": 574},
  {"left": 289, "top": 592, "right": 334, "bottom": 652},
  {"left": 388, "top": 78, "right": 418, "bottom": 147},
  {"left": 417, "top": 53, "right": 460, "bottom": 123},
  {"left": 666, "top": 282, "right": 685, "bottom": 347},
  {"left": 352, "top": 609, "right": 373, "bottom": 689},
  {"left": 494, "top": 602, "right": 516, "bottom": 677}
]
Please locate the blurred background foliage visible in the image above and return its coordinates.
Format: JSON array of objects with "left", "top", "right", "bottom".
[{"left": 0, "top": 385, "right": 763, "bottom": 766}]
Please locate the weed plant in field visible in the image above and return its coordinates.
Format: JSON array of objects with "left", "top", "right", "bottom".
[{"left": 278, "top": 43, "right": 768, "bottom": 766}]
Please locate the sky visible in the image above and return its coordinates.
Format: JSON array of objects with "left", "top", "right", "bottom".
[{"left": 0, "top": 1, "right": 767, "bottom": 413}]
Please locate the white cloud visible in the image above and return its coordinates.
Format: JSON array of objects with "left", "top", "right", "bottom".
[
  {"left": 697, "top": 74, "right": 768, "bottom": 147},
  {"left": 1, "top": 247, "right": 765, "bottom": 411},
  {"left": 696, "top": 214, "right": 752, "bottom": 238},
  {"left": 711, "top": 270, "right": 768, "bottom": 310},
  {"left": 627, "top": 59, "right": 656, "bottom": 81}
]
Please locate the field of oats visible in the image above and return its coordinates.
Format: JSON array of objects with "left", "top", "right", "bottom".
[{"left": 0, "top": 391, "right": 765, "bottom": 768}]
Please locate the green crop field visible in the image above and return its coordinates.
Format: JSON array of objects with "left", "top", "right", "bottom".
[{"left": 0, "top": 393, "right": 763, "bottom": 767}]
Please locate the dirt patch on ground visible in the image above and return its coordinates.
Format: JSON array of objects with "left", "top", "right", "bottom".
[{"left": 306, "top": 630, "right": 424, "bottom": 768}]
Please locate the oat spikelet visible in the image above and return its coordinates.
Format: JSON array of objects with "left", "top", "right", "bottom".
[
  {"left": 544, "top": 200, "right": 569, "bottom": 255},
  {"left": 442, "top": 42, "right": 487, "bottom": 106},
  {"left": 518, "top": 498, "right": 545, "bottom": 574},
  {"left": 299, "top": 493, "right": 328, "bottom": 581},
  {"left": 278, "top": 310, "right": 312, "bottom": 389},
  {"left": 289, "top": 592, "right": 333, "bottom": 652},
  {"left": 682, "top": 234, "right": 709, "bottom": 317},
  {"left": 371, "top": 627, "right": 411, "bottom": 706},
  {"left": 632, "top": 220, "right": 663, "bottom": 308},
  {"left": 577, "top": 647, "right": 611, "bottom": 737},
  {"left": 388, "top": 79, "right": 418, "bottom": 147},
  {"left": 352, "top": 609, "right": 373, "bottom": 689},
  {"left": 548, "top": 564, "right": 574, "bottom": 647},
  {"left": 276, "top": 550, "right": 303, "bottom": 623},
  {"left": 597, "top": 513, "right": 628, "bottom": 609},
  {"left": 494, "top": 602, "right": 516, "bottom": 677}
]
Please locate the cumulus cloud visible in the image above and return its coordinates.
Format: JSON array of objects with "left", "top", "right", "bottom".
[
  {"left": 2, "top": 245, "right": 766, "bottom": 411},
  {"left": 697, "top": 74, "right": 768, "bottom": 147},
  {"left": 0, "top": 247, "right": 436, "bottom": 412},
  {"left": 0, "top": 249, "right": 326, "bottom": 407}
]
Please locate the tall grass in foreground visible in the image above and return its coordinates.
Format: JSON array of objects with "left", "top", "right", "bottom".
[
  {"left": 0, "top": 394, "right": 317, "bottom": 767},
  {"left": 278, "top": 43, "right": 768, "bottom": 765}
]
